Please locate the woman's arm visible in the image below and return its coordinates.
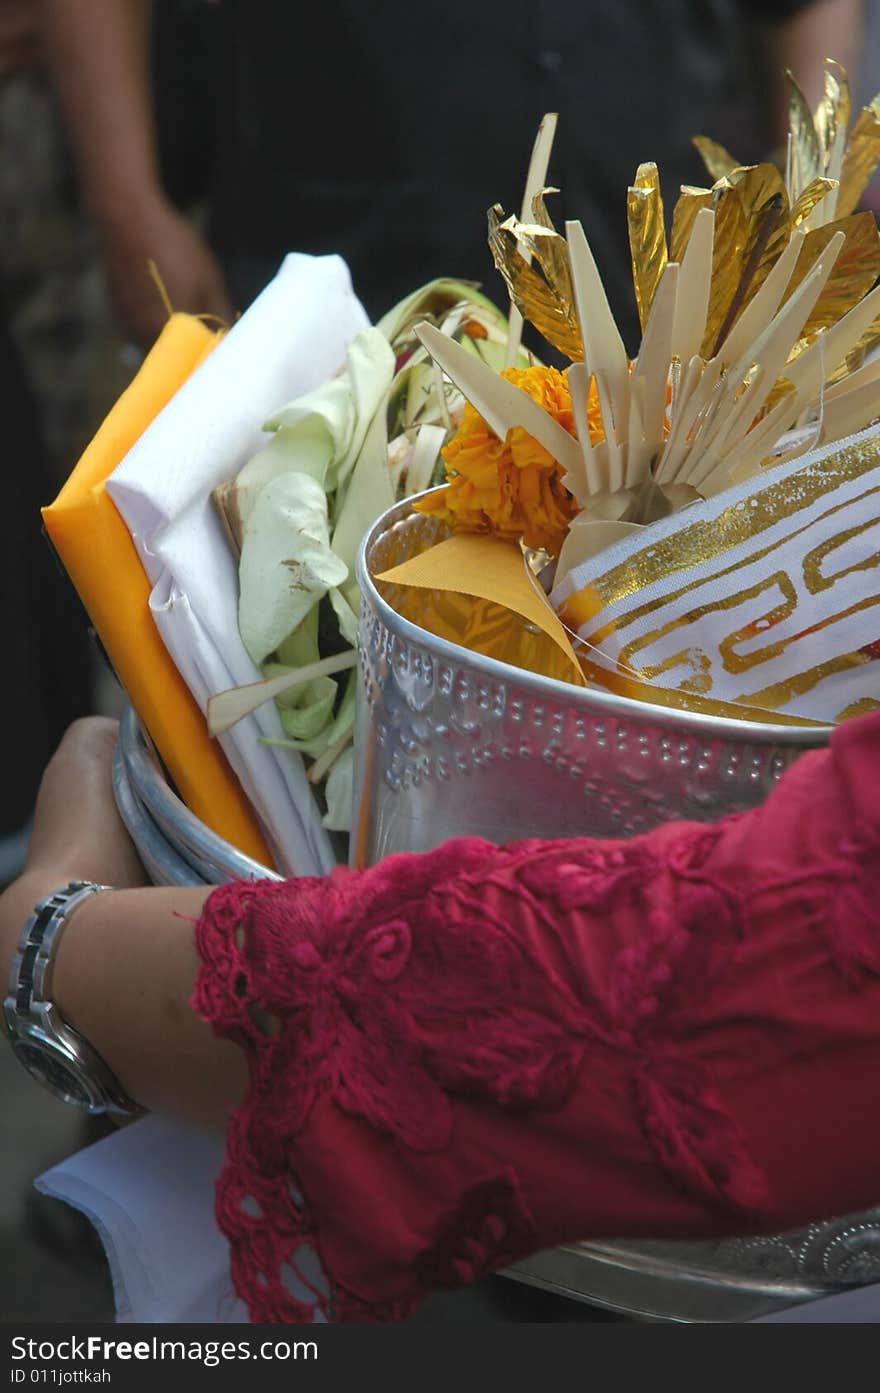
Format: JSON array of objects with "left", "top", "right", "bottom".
[
  {"left": 39, "top": 0, "right": 232, "bottom": 346},
  {"left": 39, "top": 0, "right": 160, "bottom": 228},
  {"left": 0, "top": 720, "right": 244, "bottom": 1127}
]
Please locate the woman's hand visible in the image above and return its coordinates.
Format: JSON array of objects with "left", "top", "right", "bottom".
[
  {"left": 0, "top": 721, "right": 234, "bottom": 1124},
  {"left": 96, "top": 198, "right": 234, "bottom": 351},
  {"left": 24, "top": 717, "right": 148, "bottom": 890},
  {"left": 1, "top": 718, "right": 148, "bottom": 977}
]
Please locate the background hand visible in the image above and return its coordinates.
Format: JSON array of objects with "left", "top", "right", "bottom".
[{"left": 97, "top": 197, "right": 234, "bottom": 351}]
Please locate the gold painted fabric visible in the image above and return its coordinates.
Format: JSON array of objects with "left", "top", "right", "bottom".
[{"left": 550, "top": 424, "right": 880, "bottom": 724}]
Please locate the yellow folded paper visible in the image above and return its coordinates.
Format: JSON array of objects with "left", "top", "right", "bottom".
[
  {"left": 377, "top": 533, "right": 587, "bottom": 686},
  {"left": 43, "top": 314, "right": 275, "bottom": 868},
  {"left": 378, "top": 532, "right": 821, "bottom": 727}
]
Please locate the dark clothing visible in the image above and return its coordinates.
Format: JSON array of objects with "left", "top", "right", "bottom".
[
  {"left": 201, "top": 0, "right": 813, "bottom": 348},
  {"left": 0, "top": 301, "right": 92, "bottom": 835}
]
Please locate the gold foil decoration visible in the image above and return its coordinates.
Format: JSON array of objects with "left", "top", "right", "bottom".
[
  {"left": 487, "top": 204, "right": 583, "bottom": 360},
  {"left": 627, "top": 162, "right": 668, "bottom": 334},
  {"left": 790, "top": 176, "right": 837, "bottom": 228},
  {"left": 787, "top": 70, "right": 822, "bottom": 197},
  {"left": 696, "top": 62, "right": 878, "bottom": 224},
  {"left": 837, "top": 97, "right": 880, "bottom": 216},
  {"left": 467, "top": 91, "right": 880, "bottom": 609},
  {"left": 691, "top": 135, "right": 738, "bottom": 183},
  {"left": 814, "top": 60, "right": 851, "bottom": 172},
  {"left": 670, "top": 186, "right": 713, "bottom": 263},
  {"left": 699, "top": 166, "right": 789, "bottom": 355},
  {"left": 699, "top": 184, "right": 748, "bottom": 357},
  {"left": 529, "top": 189, "right": 577, "bottom": 319},
  {"left": 841, "top": 311, "right": 880, "bottom": 376},
  {"left": 838, "top": 697, "right": 880, "bottom": 720},
  {"left": 734, "top": 648, "right": 876, "bottom": 716},
  {"left": 787, "top": 211, "right": 880, "bottom": 335},
  {"left": 727, "top": 165, "right": 790, "bottom": 286},
  {"left": 562, "top": 427, "right": 872, "bottom": 613}
]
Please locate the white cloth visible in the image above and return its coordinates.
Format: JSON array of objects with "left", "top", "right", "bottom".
[
  {"left": 107, "top": 253, "right": 369, "bottom": 876},
  {"left": 36, "top": 1116, "right": 246, "bottom": 1324},
  {"left": 550, "top": 424, "right": 880, "bottom": 725},
  {"left": 37, "top": 1117, "right": 880, "bottom": 1322}
]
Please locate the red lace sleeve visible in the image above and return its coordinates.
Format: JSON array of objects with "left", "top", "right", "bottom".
[{"left": 192, "top": 713, "right": 880, "bottom": 1323}]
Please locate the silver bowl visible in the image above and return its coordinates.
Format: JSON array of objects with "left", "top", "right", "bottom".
[
  {"left": 351, "top": 498, "right": 828, "bottom": 862},
  {"left": 112, "top": 705, "right": 279, "bottom": 887}
]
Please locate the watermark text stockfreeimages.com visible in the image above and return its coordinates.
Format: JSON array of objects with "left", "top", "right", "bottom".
[{"left": 10, "top": 1336, "right": 317, "bottom": 1372}]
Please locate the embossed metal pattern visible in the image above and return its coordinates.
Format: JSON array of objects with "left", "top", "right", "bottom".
[
  {"left": 353, "top": 495, "right": 880, "bottom": 1321},
  {"left": 352, "top": 496, "right": 828, "bottom": 862}
]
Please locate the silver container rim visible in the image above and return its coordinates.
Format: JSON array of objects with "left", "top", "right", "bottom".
[
  {"left": 119, "top": 706, "right": 280, "bottom": 884},
  {"left": 356, "top": 493, "right": 832, "bottom": 749},
  {"left": 112, "top": 737, "right": 206, "bottom": 887}
]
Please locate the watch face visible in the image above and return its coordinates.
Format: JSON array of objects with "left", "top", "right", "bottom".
[{"left": 11, "top": 1038, "right": 95, "bottom": 1110}]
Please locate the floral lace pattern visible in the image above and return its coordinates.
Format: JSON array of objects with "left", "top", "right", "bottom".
[{"left": 193, "top": 728, "right": 880, "bottom": 1322}]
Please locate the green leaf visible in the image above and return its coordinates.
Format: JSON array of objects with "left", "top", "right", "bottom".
[
  {"left": 321, "top": 329, "right": 395, "bottom": 498},
  {"left": 275, "top": 613, "right": 319, "bottom": 669},
  {"left": 261, "top": 669, "right": 356, "bottom": 760},
  {"left": 328, "top": 585, "right": 359, "bottom": 647},
  {"left": 376, "top": 278, "right": 505, "bottom": 347},
  {"left": 322, "top": 744, "right": 355, "bottom": 831},
  {"left": 275, "top": 673, "right": 338, "bottom": 740},
  {"left": 238, "top": 472, "right": 348, "bottom": 666},
  {"left": 233, "top": 384, "right": 352, "bottom": 530},
  {"left": 330, "top": 395, "right": 395, "bottom": 572}
]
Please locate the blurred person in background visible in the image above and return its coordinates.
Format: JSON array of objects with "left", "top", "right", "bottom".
[
  {"left": 0, "top": 0, "right": 100, "bottom": 877},
  {"left": 1, "top": 0, "right": 124, "bottom": 475},
  {"left": 41, "top": 0, "right": 862, "bottom": 358},
  {"left": 0, "top": 0, "right": 228, "bottom": 875}
]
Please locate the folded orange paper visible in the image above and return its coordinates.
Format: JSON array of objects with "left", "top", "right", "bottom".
[
  {"left": 377, "top": 533, "right": 587, "bottom": 686},
  {"left": 43, "top": 314, "right": 274, "bottom": 868}
]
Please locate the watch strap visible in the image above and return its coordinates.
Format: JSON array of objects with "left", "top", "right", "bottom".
[
  {"left": 4, "top": 880, "right": 141, "bottom": 1116},
  {"left": 8, "top": 881, "right": 106, "bottom": 1016}
]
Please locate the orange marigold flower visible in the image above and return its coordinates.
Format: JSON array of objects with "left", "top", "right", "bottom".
[{"left": 416, "top": 364, "right": 602, "bottom": 555}]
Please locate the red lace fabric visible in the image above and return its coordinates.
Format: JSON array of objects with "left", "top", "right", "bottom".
[{"left": 193, "top": 712, "right": 880, "bottom": 1323}]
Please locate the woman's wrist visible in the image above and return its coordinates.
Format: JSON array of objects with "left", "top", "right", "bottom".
[
  {"left": 3, "top": 877, "right": 240, "bottom": 1127},
  {"left": 0, "top": 868, "right": 92, "bottom": 991},
  {"left": 88, "top": 178, "right": 168, "bottom": 239}
]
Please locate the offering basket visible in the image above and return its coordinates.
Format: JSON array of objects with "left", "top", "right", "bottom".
[{"left": 111, "top": 496, "right": 880, "bottom": 1322}]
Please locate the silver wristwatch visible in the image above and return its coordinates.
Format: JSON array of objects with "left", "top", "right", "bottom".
[{"left": 4, "top": 880, "right": 141, "bottom": 1116}]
